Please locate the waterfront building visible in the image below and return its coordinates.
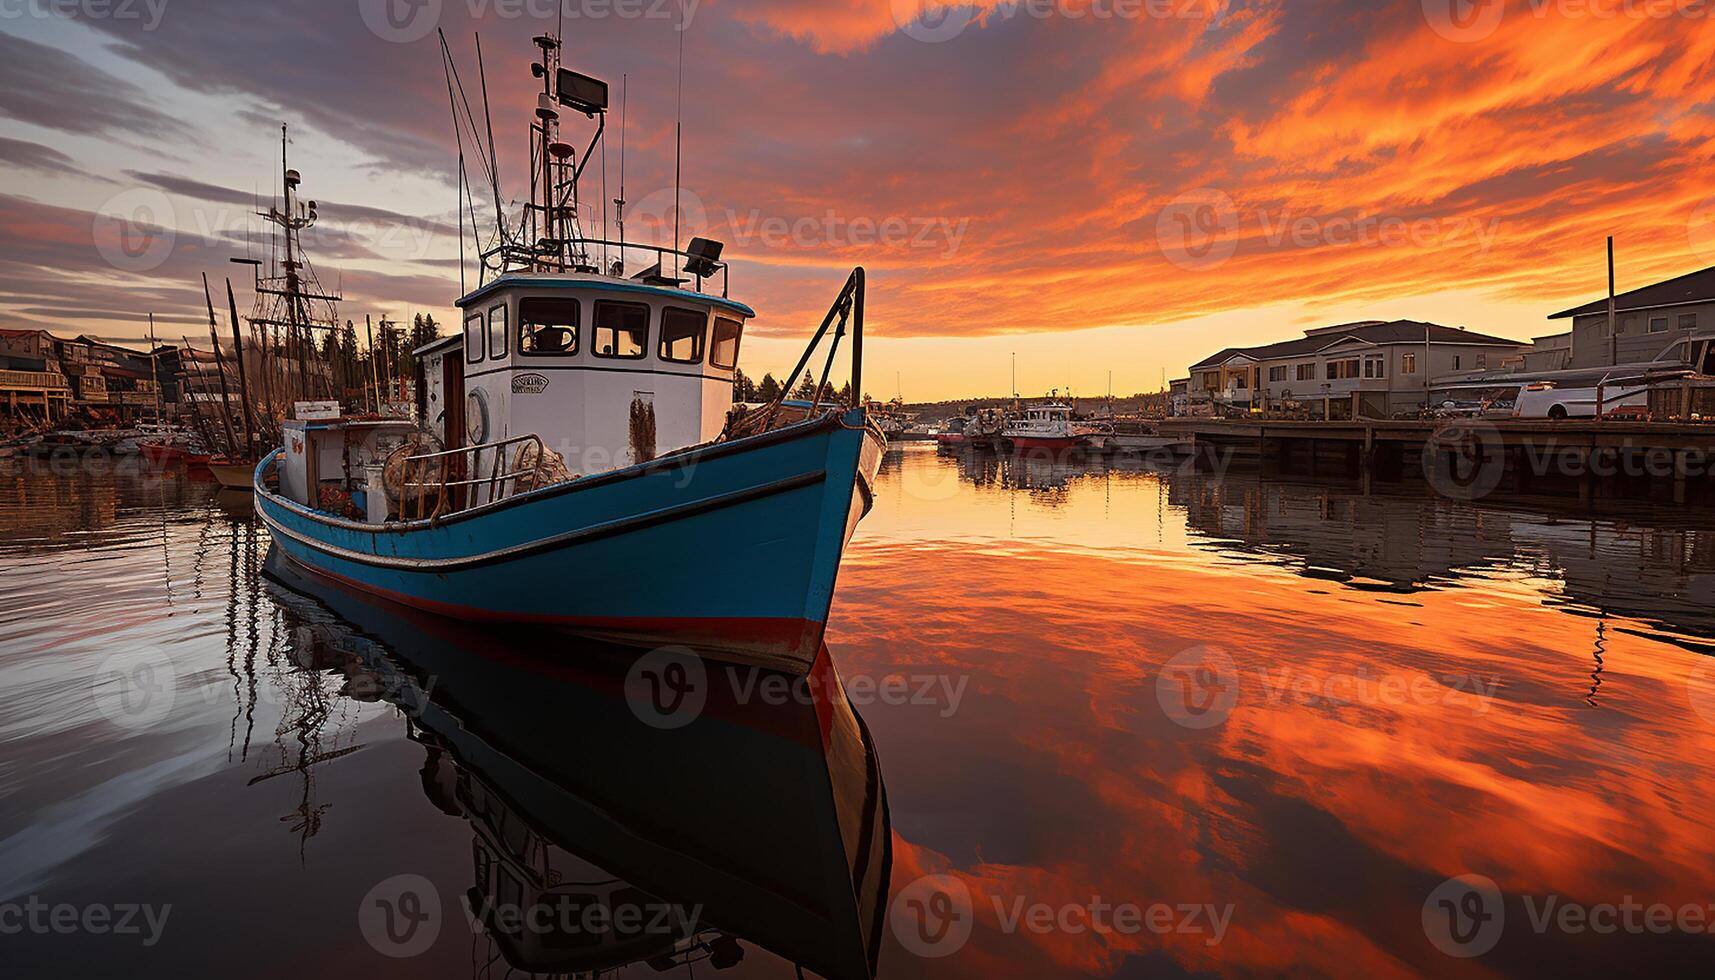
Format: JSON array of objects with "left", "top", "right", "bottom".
[
  {"left": 1187, "top": 320, "right": 1528, "bottom": 419},
  {"left": 1551, "top": 263, "right": 1715, "bottom": 371},
  {"left": 1168, "top": 378, "right": 1189, "bottom": 417},
  {"left": 0, "top": 328, "right": 73, "bottom": 422},
  {"left": 0, "top": 328, "right": 167, "bottom": 423}
]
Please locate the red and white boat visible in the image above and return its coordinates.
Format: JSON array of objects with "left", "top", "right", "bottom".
[
  {"left": 934, "top": 416, "right": 968, "bottom": 445},
  {"left": 1002, "top": 402, "right": 1081, "bottom": 453}
]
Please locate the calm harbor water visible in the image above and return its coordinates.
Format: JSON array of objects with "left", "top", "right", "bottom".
[{"left": 3, "top": 445, "right": 1715, "bottom": 977}]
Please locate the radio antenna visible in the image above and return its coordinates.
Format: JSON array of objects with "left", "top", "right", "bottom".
[
  {"left": 672, "top": 12, "right": 685, "bottom": 278},
  {"left": 614, "top": 73, "right": 627, "bottom": 273},
  {"left": 440, "top": 30, "right": 469, "bottom": 294},
  {"left": 475, "top": 34, "right": 503, "bottom": 226}
]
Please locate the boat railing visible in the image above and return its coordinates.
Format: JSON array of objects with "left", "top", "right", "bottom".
[
  {"left": 482, "top": 236, "right": 732, "bottom": 298},
  {"left": 399, "top": 433, "right": 549, "bottom": 520}
]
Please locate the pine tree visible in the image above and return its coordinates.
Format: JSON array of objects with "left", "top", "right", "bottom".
[
  {"left": 732, "top": 367, "right": 757, "bottom": 403},
  {"left": 757, "top": 372, "right": 781, "bottom": 403},
  {"left": 340, "top": 321, "right": 359, "bottom": 404}
]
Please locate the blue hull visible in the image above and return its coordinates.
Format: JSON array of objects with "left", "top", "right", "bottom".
[{"left": 255, "top": 409, "right": 884, "bottom": 673}]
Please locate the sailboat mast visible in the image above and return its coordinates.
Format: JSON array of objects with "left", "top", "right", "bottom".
[
  {"left": 147, "top": 313, "right": 162, "bottom": 423},
  {"left": 226, "top": 278, "right": 256, "bottom": 458},
  {"left": 202, "top": 273, "right": 239, "bottom": 455}
]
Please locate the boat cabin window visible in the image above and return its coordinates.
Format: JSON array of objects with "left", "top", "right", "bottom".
[
  {"left": 519, "top": 297, "right": 580, "bottom": 355},
  {"left": 659, "top": 306, "right": 707, "bottom": 364},
  {"left": 487, "top": 303, "right": 509, "bottom": 359},
  {"left": 464, "top": 313, "right": 484, "bottom": 364},
  {"left": 711, "top": 316, "right": 743, "bottom": 370},
  {"left": 593, "top": 300, "right": 649, "bottom": 359}
]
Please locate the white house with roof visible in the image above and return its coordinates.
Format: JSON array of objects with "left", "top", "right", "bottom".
[
  {"left": 1185, "top": 320, "right": 1529, "bottom": 419},
  {"left": 1550, "top": 263, "right": 1715, "bottom": 373}
]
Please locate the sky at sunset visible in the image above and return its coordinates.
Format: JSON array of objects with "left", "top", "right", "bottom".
[{"left": 3, "top": 0, "right": 1715, "bottom": 401}]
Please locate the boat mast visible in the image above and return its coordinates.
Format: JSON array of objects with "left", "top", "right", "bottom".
[
  {"left": 614, "top": 73, "right": 626, "bottom": 275},
  {"left": 203, "top": 273, "right": 239, "bottom": 456},
  {"left": 226, "top": 278, "right": 257, "bottom": 457},
  {"left": 147, "top": 313, "right": 162, "bottom": 424}
]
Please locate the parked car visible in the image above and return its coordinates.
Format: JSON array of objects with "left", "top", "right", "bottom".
[{"left": 1513, "top": 380, "right": 1648, "bottom": 420}]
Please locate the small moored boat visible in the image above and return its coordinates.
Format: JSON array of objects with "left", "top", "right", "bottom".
[{"left": 1002, "top": 401, "right": 1081, "bottom": 453}]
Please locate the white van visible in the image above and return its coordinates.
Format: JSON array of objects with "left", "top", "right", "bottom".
[{"left": 1513, "top": 380, "right": 1649, "bottom": 419}]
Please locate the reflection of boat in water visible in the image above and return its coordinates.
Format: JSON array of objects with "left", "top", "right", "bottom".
[
  {"left": 205, "top": 459, "right": 255, "bottom": 490},
  {"left": 262, "top": 547, "right": 892, "bottom": 979},
  {"left": 1092, "top": 417, "right": 1190, "bottom": 455}
]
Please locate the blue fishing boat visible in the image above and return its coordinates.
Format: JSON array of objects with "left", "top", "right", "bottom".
[{"left": 254, "top": 33, "right": 883, "bottom": 674}]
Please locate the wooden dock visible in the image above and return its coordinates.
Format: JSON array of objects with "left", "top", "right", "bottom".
[{"left": 1156, "top": 418, "right": 1715, "bottom": 503}]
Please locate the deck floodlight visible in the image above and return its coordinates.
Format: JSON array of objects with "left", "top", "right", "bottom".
[
  {"left": 555, "top": 68, "right": 608, "bottom": 115},
  {"left": 685, "top": 237, "right": 724, "bottom": 279}
]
